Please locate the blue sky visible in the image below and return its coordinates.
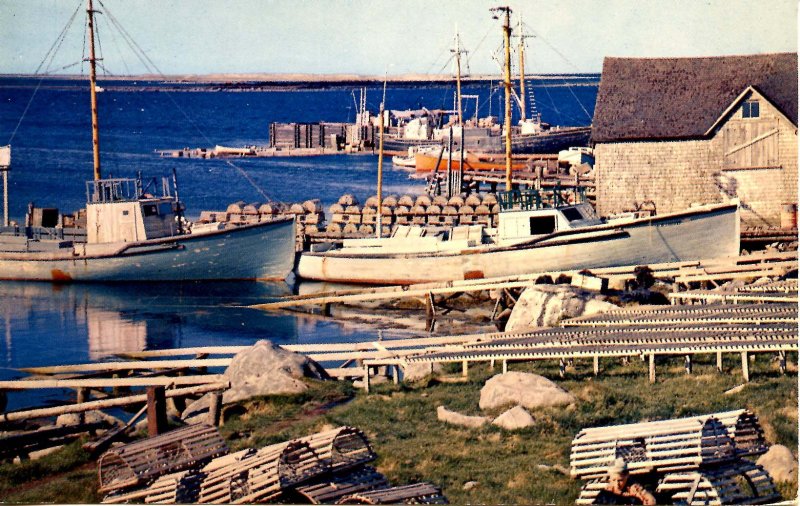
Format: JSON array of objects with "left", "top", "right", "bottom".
[{"left": 1, "top": 0, "right": 797, "bottom": 76}]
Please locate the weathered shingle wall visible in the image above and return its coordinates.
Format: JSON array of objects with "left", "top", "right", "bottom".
[{"left": 595, "top": 95, "right": 797, "bottom": 227}]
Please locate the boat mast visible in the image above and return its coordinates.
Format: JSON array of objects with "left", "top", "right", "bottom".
[
  {"left": 453, "top": 27, "right": 464, "bottom": 126},
  {"left": 87, "top": 0, "right": 102, "bottom": 181},
  {"left": 517, "top": 16, "right": 526, "bottom": 122},
  {"left": 376, "top": 76, "right": 387, "bottom": 238},
  {"left": 492, "top": 6, "right": 513, "bottom": 191}
]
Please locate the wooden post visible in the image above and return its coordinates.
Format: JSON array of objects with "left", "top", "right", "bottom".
[
  {"left": 716, "top": 351, "right": 723, "bottom": 373},
  {"left": 649, "top": 354, "right": 656, "bottom": 383},
  {"left": 559, "top": 358, "right": 566, "bottom": 378},
  {"left": 146, "top": 386, "right": 167, "bottom": 437},
  {"left": 392, "top": 365, "right": 399, "bottom": 384},
  {"left": 363, "top": 364, "right": 370, "bottom": 393},
  {"left": 502, "top": 359, "right": 508, "bottom": 374},
  {"left": 778, "top": 351, "right": 786, "bottom": 375},
  {"left": 207, "top": 391, "right": 222, "bottom": 427},
  {"left": 593, "top": 356, "right": 599, "bottom": 376},
  {"left": 462, "top": 360, "right": 469, "bottom": 378},
  {"left": 321, "top": 303, "right": 332, "bottom": 317},
  {"left": 76, "top": 388, "right": 88, "bottom": 425},
  {"left": 684, "top": 355, "right": 692, "bottom": 375},
  {"left": 741, "top": 352, "right": 750, "bottom": 382},
  {"left": 489, "top": 359, "right": 495, "bottom": 371}
]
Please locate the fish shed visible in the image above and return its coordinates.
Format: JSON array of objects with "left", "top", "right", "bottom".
[{"left": 592, "top": 53, "right": 797, "bottom": 229}]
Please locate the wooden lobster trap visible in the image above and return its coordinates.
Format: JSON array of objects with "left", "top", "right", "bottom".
[
  {"left": 98, "top": 424, "right": 228, "bottom": 494},
  {"left": 336, "top": 482, "right": 448, "bottom": 504},
  {"left": 298, "top": 426, "right": 377, "bottom": 473},
  {"left": 292, "top": 466, "right": 390, "bottom": 505}
]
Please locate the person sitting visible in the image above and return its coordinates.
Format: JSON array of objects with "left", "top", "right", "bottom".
[{"left": 594, "top": 458, "right": 656, "bottom": 505}]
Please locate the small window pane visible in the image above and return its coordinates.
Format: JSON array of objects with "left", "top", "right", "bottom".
[
  {"left": 529, "top": 215, "right": 556, "bottom": 235},
  {"left": 751, "top": 101, "right": 759, "bottom": 117}
]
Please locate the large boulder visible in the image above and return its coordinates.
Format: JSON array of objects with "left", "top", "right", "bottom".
[
  {"left": 505, "top": 285, "right": 617, "bottom": 332},
  {"left": 756, "top": 444, "right": 797, "bottom": 483},
  {"left": 56, "top": 410, "right": 124, "bottom": 429},
  {"left": 492, "top": 405, "right": 535, "bottom": 430},
  {"left": 479, "top": 372, "right": 575, "bottom": 411},
  {"left": 403, "top": 363, "right": 444, "bottom": 382},
  {"left": 182, "top": 340, "right": 328, "bottom": 422},
  {"left": 437, "top": 406, "right": 490, "bottom": 428}
]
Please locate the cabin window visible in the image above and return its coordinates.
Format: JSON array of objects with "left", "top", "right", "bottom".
[
  {"left": 561, "top": 207, "right": 584, "bottom": 222},
  {"left": 142, "top": 204, "right": 158, "bottom": 217},
  {"left": 742, "top": 100, "right": 760, "bottom": 119},
  {"left": 122, "top": 210, "right": 129, "bottom": 216},
  {"left": 529, "top": 215, "right": 556, "bottom": 235},
  {"left": 159, "top": 203, "right": 173, "bottom": 215}
]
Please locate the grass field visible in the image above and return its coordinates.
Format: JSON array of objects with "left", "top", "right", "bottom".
[{"left": 0, "top": 352, "right": 796, "bottom": 504}]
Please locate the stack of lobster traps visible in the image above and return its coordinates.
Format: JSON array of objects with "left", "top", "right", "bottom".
[
  {"left": 99, "top": 425, "right": 447, "bottom": 505},
  {"left": 571, "top": 409, "right": 780, "bottom": 505}
]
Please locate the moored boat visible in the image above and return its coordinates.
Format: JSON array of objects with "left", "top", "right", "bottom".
[
  {"left": 414, "top": 149, "right": 529, "bottom": 172},
  {"left": 0, "top": 1, "right": 296, "bottom": 282},
  {"left": 297, "top": 195, "right": 740, "bottom": 285}
]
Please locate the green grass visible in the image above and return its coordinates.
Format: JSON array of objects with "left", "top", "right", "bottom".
[{"left": 0, "top": 352, "right": 796, "bottom": 504}]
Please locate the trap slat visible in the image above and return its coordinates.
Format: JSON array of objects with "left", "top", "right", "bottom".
[
  {"left": 336, "top": 482, "right": 448, "bottom": 504},
  {"left": 294, "top": 466, "right": 390, "bottom": 505},
  {"left": 298, "top": 426, "right": 377, "bottom": 472}
]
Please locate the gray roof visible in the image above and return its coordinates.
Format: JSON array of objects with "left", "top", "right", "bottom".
[{"left": 592, "top": 53, "right": 798, "bottom": 143}]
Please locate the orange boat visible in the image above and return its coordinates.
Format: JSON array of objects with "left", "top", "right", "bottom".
[{"left": 414, "top": 150, "right": 529, "bottom": 172}]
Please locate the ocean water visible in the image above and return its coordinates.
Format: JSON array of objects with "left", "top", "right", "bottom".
[{"left": 0, "top": 77, "right": 597, "bottom": 411}]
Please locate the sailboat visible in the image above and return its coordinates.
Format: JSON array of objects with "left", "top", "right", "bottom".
[
  {"left": 0, "top": 0, "right": 295, "bottom": 282},
  {"left": 296, "top": 7, "right": 740, "bottom": 285}
]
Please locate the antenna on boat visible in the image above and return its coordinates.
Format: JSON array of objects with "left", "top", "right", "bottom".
[
  {"left": 491, "top": 5, "right": 513, "bottom": 191},
  {"left": 86, "top": 0, "right": 102, "bottom": 181}
]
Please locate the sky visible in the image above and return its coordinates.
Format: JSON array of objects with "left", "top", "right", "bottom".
[{"left": 0, "top": 0, "right": 797, "bottom": 76}]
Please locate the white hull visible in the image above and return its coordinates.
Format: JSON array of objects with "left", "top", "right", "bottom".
[
  {"left": 0, "top": 218, "right": 296, "bottom": 282},
  {"left": 298, "top": 204, "right": 740, "bottom": 285}
]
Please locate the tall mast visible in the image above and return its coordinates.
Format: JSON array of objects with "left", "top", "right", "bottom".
[
  {"left": 492, "top": 6, "right": 513, "bottom": 191},
  {"left": 517, "top": 16, "right": 527, "bottom": 121},
  {"left": 452, "top": 27, "right": 463, "bottom": 126},
  {"left": 87, "top": 0, "right": 101, "bottom": 181}
]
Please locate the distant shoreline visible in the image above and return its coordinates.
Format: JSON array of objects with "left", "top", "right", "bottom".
[{"left": 0, "top": 72, "right": 600, "bottom": 84}]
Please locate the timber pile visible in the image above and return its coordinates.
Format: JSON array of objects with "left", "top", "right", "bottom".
[
  {"left": 572, "top": 410, "right": 779, "bottom": 506},
  {"left": 101, "top": 425, "right": 448, "bottom": 504}
]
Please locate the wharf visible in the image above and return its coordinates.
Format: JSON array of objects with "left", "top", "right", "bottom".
[{"left": 156, "top": 145, "right": 369, "bottom": 159}]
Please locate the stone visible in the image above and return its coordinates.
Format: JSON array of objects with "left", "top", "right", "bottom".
[
  {"left": 505, "top": 285, "right": 618, "bottom": 332},
  {"left": 756, "top": 445, "right": 797, "bottom": 483},
  {"left": 56, "top": 410, "right": 124, "bottom": 429},
  {"left": 436, "top": 406, "right": 490, "bottom": 428},
  {"left": 492, "top": 405, "right": 535, "bottom": 430},
  {"left": 724, "top": 384, "right": 747, "bottom": 395},
  {"left": 462, "top": 481, "right": 479, "bottom": 491},
  {"left": 182, "top": 340, "right": 328, "bottom": 422},
  {"left": 479, "top": 372, "right": 576, "bottom": 411},
  {"left": 403, "top": 362, "right": 443, "bottom": 382}
]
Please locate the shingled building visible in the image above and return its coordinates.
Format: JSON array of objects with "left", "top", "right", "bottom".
[{"left": 592, "top": 53, "right": 797, "bottom": 228}]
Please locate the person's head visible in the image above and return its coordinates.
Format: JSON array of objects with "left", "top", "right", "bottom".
[{"left": 607, "top": 458, "right": 629, "bottom": 490}]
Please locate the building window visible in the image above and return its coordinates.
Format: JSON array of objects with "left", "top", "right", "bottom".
[{"left": 742, "top": 100, "right": 760, "bottom": 119}]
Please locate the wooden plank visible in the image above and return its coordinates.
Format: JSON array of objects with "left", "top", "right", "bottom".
[
  {"left": 0, "top": 375, "right": 225, "bottom": 389},
  {"left": 21, "top": 358, "right": 233, "bottom": 375}
]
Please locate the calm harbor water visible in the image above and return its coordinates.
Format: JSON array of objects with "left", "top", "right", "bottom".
[{"left": 0, "top": 77, "right": 597, "bottom": 411}]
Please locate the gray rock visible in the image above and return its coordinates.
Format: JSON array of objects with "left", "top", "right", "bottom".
[
  {"left": 479, "top": 372, "right": 576, "bottom": 411},
  {"left": 492, "top": 405, "right": 535, "bottom": 430},
  {"left": 182, "top": 340, "right": 328, "bottom": 422},
  {"left": 403, "top": 362, "right": 443, "bottom": 382},
  {"left": 505, "top": 285, "right": 618, "bottom": 332},
  {"left": 56, "top": 410, "right": 124, "bottom": 429},
  {"left": 756, "top": 444, "right": 797, "bottom": 483},
  {"left": 462, "top": 481, "right": 479, "bottom": 491},
  {"left": 436, "top": 406, "right": 490, "bottom": 428}
]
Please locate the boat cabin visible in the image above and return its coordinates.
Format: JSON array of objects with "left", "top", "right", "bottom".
[{"left": 86, "top": 178, "right": 182, "bottom": 244}]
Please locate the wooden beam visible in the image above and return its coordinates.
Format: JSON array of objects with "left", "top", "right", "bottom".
[
  {"left": 21, "top": 358, "right": 233, "bottom": 375},
  {"left": 0, "top": 383, "right": 228, "bottom": 423},
  {"left": 741, "top": 352, "right": 750, "bottom": 382},
  {"left": 146, "top": 386, "right": 167, "bottom": 436},
  {"left": 649, "top": 354, "right": 656, "bottom": 383},
  {"left": 0, "top": 375, "right": 225, "bottom": 389}
]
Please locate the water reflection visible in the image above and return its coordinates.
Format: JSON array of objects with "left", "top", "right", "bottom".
[{"left": 0, "top": 280, "right": 406, "bottom": 411}]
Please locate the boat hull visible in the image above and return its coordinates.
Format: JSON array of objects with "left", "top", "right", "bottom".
[
  {"left": 0, "top": 218, "right": 296, "bottom": 282},
  {"left": 414, "top": 152, "right": 529, "bottom": 172},
  {"left": 297, "top": 204, "right": 740, "bottom": 285}
]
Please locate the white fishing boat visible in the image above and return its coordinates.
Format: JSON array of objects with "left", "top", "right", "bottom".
[
  {"left": 297, "top": 194, "right": 740, "bottom": 285},
  {"left": 0, "top": 0, "right": 296, "bottom": 282},
  {"left": 297, "top": 8, "right": 740, "bottom": 285}
]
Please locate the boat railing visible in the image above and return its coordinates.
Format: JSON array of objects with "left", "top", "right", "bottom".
[
  {"left": 0, "top": 225, "right": 87, "bottom": 242},
  {"left": 86, "top": 178, "right": 140, "bottom": 204},
  {"left": 498, "top": 183, "right": 587, "bottom": 211}
]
